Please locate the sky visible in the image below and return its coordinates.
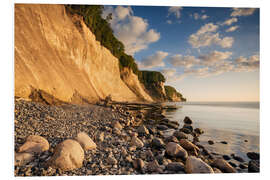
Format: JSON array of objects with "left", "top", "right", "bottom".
[{"left": 102, "top": 6, "right": 259, "bottom": 102}]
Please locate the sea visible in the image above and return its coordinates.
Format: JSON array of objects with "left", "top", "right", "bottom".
[{"left": 163, "top": 101, "right": 260, "bottom": 162}]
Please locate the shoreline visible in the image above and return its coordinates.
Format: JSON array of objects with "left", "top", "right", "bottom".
[{"left": 14, "top": 99, "right": 260, "bottom": 176}]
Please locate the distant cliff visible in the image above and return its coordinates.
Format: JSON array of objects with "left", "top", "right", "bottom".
[{"left": 165, "top": 86, "right": 186, "bottom": 102}]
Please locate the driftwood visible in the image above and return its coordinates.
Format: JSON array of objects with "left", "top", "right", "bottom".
[{"left": 110, "top": 101, "right": 178, "bottom": 111}]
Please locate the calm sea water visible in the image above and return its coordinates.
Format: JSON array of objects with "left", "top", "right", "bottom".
[{"left": 163, "top": 101, "right": 260, "bottom": 162}]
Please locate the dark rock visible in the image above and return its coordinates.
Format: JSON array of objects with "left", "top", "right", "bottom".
[
  {"left": 166, "top": 162, "right": 185, "bottom": 172},
  {"left": 220, "top": 141, "right": 228, "bottom": 144},
  {"left": 183, "top": 116, "right": 192, "bottom": 124},
  {"left": 137, "top": 125, "right": 149, "bottom": 136},
  {"left": 132, "top": 159, "right": 145, "bottom": 171},
  {"left": 179, "top": 128, "right": 191, "bottom": 134},
  {"left": 208, "top": 140, "right": 214, "bottom": 145},
  {"left": 222, "top": 155, "right": 231, "bottom": 161},
  {"left": 247, "top": 152, "right": 259, "bottom": 160},
  {"left": 248, "top": 160, "right": 259, "bottom": 173},
  {"left": 165, "top": 136, "right": 179, "bottom": 143},
  {"left": 194, "top": 128, "right": 204, "bottom": 135},
  {"left": 232, "top": 154, "right": 245, "bottom": 162},
  {"left": 157, "top": 125, "right": 168, "bottom": 130},
  {"left": 183, "top": 124, "right": 193, "bottom": 132},
  {"left": 239, "top": 164, "right": 248, "bottom": 169},
  {"left": 147, "top": 160, "right": 163, "bottom": 173},
  {"left": 173, "top": 131, "right": 188, "bottom": 140},
  {"left": 229, "top": 162, "right": 237, "bottom": 168},
  {"left": 147, "top": 126, "right": 156, "bottom": 135},
  {"left": 152, "top": 138, "right": 165, "bottom": 149}
]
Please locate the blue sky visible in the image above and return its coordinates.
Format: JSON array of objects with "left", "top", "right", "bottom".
[{"left": 102, "top": 6, "right": 259, "bottom": 102}]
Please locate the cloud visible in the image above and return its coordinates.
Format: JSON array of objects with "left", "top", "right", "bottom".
[
  {"left": 184, "top": 67, "right": 210, "bottom": 77},
  {"left": 231, "top": 8, "right": 257, "bottom": 17},
  {"left": 138, "top": 51, "right": 168, "bottom": 69},
  {"left": 160, "top": 69, "right": 186, "bottom": 82},
  {"left": 168, "top": 7, "right": 183, "bottom": 19},
  {"left": 166, "top": 20, "right": 172, "bottom": 24},
  {"left": 102, "top": 6, "right": 160, "bottom": 55},
  {"left": 226, "top": 25, "right": 239, "bottom": 32},
  {"left": 188, "top": 23, "right": 234, "bottom": 48},
  {"left": 160, "top": 68, "right": 176, "bottom": 78},
  {"left": 192, "top": 13, "right": 209, "bottom": 20},
  {"left": 198, "top": 51, "right": 233, "bottom": 66},
  {"left": 222, "top": 17, "right": 238, "bottom": 26},
  {"left": 168, "top": 54, "right": 200, "bottom": 68},
  {"left": 234, "top": 54, "right": 260, "bottom": 72}
]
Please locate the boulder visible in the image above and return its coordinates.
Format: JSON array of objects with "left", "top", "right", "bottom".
[
  {"left": 179, "top": 139, "right": 199, "bottom": 152},
  {"left": 183, "top": 116, "right": 193, "bottom": 124},
  {"left": 173, "top": 131, "right": 188, "bottom": 140},
  {"left": 48, "top": 139, "right": 84, "bottom": 171},
  {"left": 75, "top": 132, "right": 96, "bottom": 151},
  {"left": 130, "top": 136, "right": 144, "bottom": 148},
  {"left": 248, "top": 160, "right": 259, "bottom": 172},
  {"left": 151, "top": 138, "right": 165, "bottom": 149},
  {"left": 185, "top": 156, "right": 214, "bottom": 174},
  {"left": 166, "top": 162, "right": 185, "bottom": 172},
  {"left": 247, "top": 152, "right": 260, "bottom": 160},
  {"left": 165, "top": 142, "right": 188, "bottom": 160},
  {"left": 15, "top": 152, "right": 34, "bottom": 166},
  {"left": 137, "top": 125, "right": 149, "bottom": 135},
  {"left": 212, "top": 159, "right": 237, "bottom": 173},
  {"left": 18, "top": 135, "right": 49, "bottom": 154},
  {"left": 208, "top": 140, "right": 214, "bottom": 145}
]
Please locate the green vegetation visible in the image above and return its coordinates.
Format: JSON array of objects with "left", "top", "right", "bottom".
[
  {"left": 138, "top": 71, "right": 165, "bottom": 84},
  {"left": 165, "top": 86, "right": 186, "bottom": 101}
]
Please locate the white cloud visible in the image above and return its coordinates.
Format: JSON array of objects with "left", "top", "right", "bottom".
[
  {"left": 102, "top": 6, "right": 160, "bottom": 55},
  {"left": 168, "top": 54, "right": 200, "bottom": 68},
  {"left": 197, "top": 23, "right": 218, "bottom": 35},
  {"left": 231, "top": 8, "right": 257, "bottom": 17},
  {"left": 201, "top": 14, "right": 209, "bottom": 20},
  {"left": 198, "top": 51, "right": 233, "bottom": 66},
  {"left": 166, "top": 20, "right": 172, "bottom": 24},
  {"left": 138, "top": 51, "right": 168, "bottom": 69},
  {"left": 160, "top": 68, "right": 176, "bottom": 78},
  {"left": 234, "top": 54, "right": 259, "bottom": 72},
  {"left": 168, "top": 7, "right": 183, "bottom": 19},
  {"left": 192, "top": 13, "right": 209, "bottom": 20},
  {"left": 226, "top": 25, "right": 239, "bottom": 32},
  {"left": 222, "top": 17, "right": 238, "bottom": 26},
  {"left": 188, "top": 23, "right": 234, "bottom": 48}
]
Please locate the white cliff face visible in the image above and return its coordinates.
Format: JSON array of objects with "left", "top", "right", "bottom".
[{"left": 15, "top": 4, "right": 152, "bottom": 103}]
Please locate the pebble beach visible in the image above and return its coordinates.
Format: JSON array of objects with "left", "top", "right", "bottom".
[{"left": 14, "top": 99, "right": 260, "bottom": 176}]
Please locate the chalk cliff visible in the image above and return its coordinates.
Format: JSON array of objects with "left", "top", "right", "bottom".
[{"left": 15, "top": 4, "right": 153, "bottom": 104}]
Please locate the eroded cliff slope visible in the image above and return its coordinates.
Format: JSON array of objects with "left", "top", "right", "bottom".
[{"left": 15, "top": 4, "right": 152, "bottom": 103}]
